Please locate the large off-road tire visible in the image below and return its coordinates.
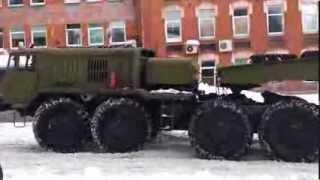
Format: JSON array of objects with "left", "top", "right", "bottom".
[
  {"left": 91, "top": 98, "right": 151, "bottom": 153},
  {"left": 189, "top": 99, "right": 251, "bottom": 160},
  {"left": 259, "top": 100, "right": 319, "bottom": 162},
  {"left": 33, "top": 98, "right": 88, "bottom": 153}
]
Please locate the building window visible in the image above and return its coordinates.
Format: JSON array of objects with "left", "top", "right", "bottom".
[
  {"left": 65, "top": 24, "right": 82, "bottom": 47},
  {"left": 164, "top": 9, "right": 182, "bottom": 43},
  {"left": 266, "top": 4, "right": 284, "bottom": 35},
  {"left": 8, "top": 0, "right": 23, "bottom": 7},
  {"left": 198, "top": 9, "right": 215, "bottom": 39},
  {"left": 88, "top": 24, "right": 104, "bottom": 46},
  {"left": 109, "top": 21, "right": 126, "bottom": 43},
  {"left": 64, "top": 0, "right": 80, "bottom": 3},
  {"left": 0, "top": 29, "right": 3, "bottom": 49},
  {"left": 201, "top": 60, "right": 216, "bottom": 85},
  {"left": 31, "top": 25, "right": 47, "bottom": 48},
  {"left": 234, "top": 58, "right": 248, "bottom": 65},
  {"left": 232, "top": 8, "right": 249, "bottom": 37},
  {"left": 10, "top": 27, "right": 25, "bottom": 49},
  {"left": 31, "top": 0, "right": 45, "bottom": 6},
  {"left": 301, "top": 3, "right": 318, "bottom": 33}
]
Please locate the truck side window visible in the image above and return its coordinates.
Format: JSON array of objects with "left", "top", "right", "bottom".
[
  {"left": 7, "top": 55, "right": 34, "bottom": 70},
  {"left": 7, "top": 55, "right": 17, "bottom": 69}
]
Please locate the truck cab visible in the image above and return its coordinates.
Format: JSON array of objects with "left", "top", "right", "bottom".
[{"left": 0, "top": 50, "right": 38, "bottom": 110}]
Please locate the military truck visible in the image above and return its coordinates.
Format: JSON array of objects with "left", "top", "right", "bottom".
[{"left": 0, "top": 48, "right": 318, "bottom": 162}]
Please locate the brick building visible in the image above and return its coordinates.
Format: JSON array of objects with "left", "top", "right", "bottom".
[{"left": 0, "top": 0, "right": 318, "bottom": 69}]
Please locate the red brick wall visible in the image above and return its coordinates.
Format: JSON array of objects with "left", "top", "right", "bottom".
[
  {"left": 0, "top": 0, "right": 138, "bottom": 48},
  {"left": 138, "top": 0, "right": 318, "bottom": 66},
  {"left": 0, "top": 0, "right": 318, "bottom": 66}
]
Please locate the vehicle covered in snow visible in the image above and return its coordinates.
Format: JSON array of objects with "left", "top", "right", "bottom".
[{"left": 0, "top": 48, "right": 318, "bottom": 162}]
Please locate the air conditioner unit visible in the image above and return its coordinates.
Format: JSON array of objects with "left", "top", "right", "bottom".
[
  {"left": 219, "top": 40, "right": 233, "bottom": 52},
  {"left": 185, "top": 40, "right": 200, "bottom": 55}
]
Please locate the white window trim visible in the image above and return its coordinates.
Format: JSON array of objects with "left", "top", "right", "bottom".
[
  {"left": 31, "top": 27, "right": 47, "bottom": 48},
  {"left": 8, "top": 0, "right": 24, "bottom": 7},
  {"left": 265, "top": 49, "right": 289, "bottom": 54},
  {"left": 266, "top": 4, "right": 285, "bottom": 36},
  {"left": 86, "top": 0, "right": 101, "bottom": 2},
  {"left": 164, "top": 19, "right": 182, "bottom": 43},
  {"left": 197, "top": 10, "right": 215, "bottom": 40},
  {"left": 30, "top": 0, "right": 45, "bottom": 6},
  {"left": 300, "top": 3, "right": 319, "bottom": 34},
  {"left": 163, "top": 5, "right": 183, "bottom": 43},
  {"left": 9, "top": 30, "right": 25, "bottom": 49},
  {"left": 64, "top": 0, "right": 81, "bottom": 4},
  {"left": 65, "top": 26, "right": 82, "bottom": 47},
  {"left": 300, "top": 46, "right": 319, "bottom": 55},
  {"left": 109, "top": 21, "right": 127, "bottom": 44},
  {"left": 232, "top": 9, "right": 250, "bottom": 38},
  {"left": 88, "top": 26, "right": 104, "bottom": 46}
]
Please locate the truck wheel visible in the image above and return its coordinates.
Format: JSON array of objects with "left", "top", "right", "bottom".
[
  {"left": 91, "top": 98, "right": 151, "bottom": 152},
  {"left": 189, "top": 100, "right": 251, "bottom": 160},
  {"left": 33, "top": 98, "right": 88, "bottom": 153},
  {"left": 259, "top": 100, "right": 319, "bottom": 162}
]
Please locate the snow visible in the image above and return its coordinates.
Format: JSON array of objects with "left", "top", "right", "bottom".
[
  {"left": 0, "top": 83, "right": 318, "bottom": 179},
  {"left": 0, "top": 122, "right": 318, "bottom": 180},
  {"left": 198, "top": 82, "right": 319, "bottom": 105},
  {"left": 198, "top": 83, "right": 232, "bottom": 95}
]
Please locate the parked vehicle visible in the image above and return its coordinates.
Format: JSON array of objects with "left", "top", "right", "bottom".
[{"left": 0, "top": 48, "right": 318, "bottom": 162}]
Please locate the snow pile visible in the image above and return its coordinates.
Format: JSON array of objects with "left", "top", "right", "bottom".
[
  {"left": 241, "top": 90, "right": 265, "bottom": 103},
  {"left": 294, "top": 94, "right": 319, "bottom": 105},
  {"left": 150, "top": 89, "right": 192, "bottom": 94},
  {"left": 198, "top": 82, "right": 232, "bottom": 95},
  {"left": 198, "top": 82, "right": 319, "bottom": 105}
]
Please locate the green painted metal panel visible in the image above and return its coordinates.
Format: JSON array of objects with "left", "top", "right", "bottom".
[
  {"left": 0, "top": 71, "right": 37, "bottom": 105},
  {"left": 146, "top": 58, "right": 197, "bottom": 85},
  {"left": 219, "top": 58, "right": 319, "bottom": 86}
]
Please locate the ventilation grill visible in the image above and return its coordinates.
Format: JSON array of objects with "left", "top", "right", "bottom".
[{"left": 88, "top": 56, "right": 109, "bottom": 82}]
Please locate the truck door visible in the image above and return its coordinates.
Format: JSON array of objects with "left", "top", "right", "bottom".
[{"left": 0, "top": 54, "right": 37, "bottom": 106}]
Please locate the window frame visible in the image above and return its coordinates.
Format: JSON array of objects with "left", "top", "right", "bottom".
[
  {"left": 30, "top": 0, "right": 45, "bottom": 6},
  {"left": 266, "top": 4, "right": 285, "bottom": 36},
  {"left": 109, "top": 21, "right": 127, "bottom": 44},
  {"left": 164, "top": 9, "right": 182, "bottom": 43},
  {"left": 233, "top": 57, "right": 249, "bottom": 66},
  {"left": 300, "top": 3, "right": 319, "bottom": 34},
  {"left": 0, "top": 29, "right": 3, "bottom": 49},
  {"left": 9, "top": 28, "right": 25, "bottom": 49},
  {"left": 31, "top": 26, "right": 47, "bottom": 48},
  {"left": 88, "top": 24, "right": 104, "bottom": 46},
  {"left": 8, "top": 0, "right": 24, "bottom": 7},
  {"left": 232, "top": 8, "right": 250, "bottom": 38},
  {"left": 198, "top": 9, "right": 215, "bottom": 40},
  {"left": 65, "top": 24, "right": 82, "bottom": 47},
  {"left": 200, "top": 60, "right": 216, "bottom": 85},
  {"left": 64, "top": 0, "right": 81, "bottom": 4}
]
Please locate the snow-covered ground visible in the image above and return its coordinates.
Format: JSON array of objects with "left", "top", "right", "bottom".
[
  {"left": 0, "top": 122, "right": 318, "bottom": 180},
  {"left": 0, "top": 90, "right": 318, "bottom": 180}
]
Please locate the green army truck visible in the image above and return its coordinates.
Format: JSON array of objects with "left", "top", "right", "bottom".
[{"left": 0, "top": 48, "right": 318, "bottom": 162}]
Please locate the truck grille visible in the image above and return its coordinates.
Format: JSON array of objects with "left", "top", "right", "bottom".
[{"left": 88, "top": 56, "right": 109, "bottom": 82}]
